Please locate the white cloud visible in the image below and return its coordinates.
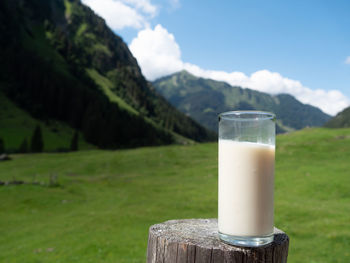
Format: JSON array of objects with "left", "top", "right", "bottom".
[
  {"left": 82, "top": 0, "right": 157, "bottom": 30},
  {"left": 122, "top": 0, "right": 157, "bottom": 17},
  {"left": 81, "top": 0, "right": 349, "bottom": 115},
  {"left": 345, "top": 56, "right": 350, "bottom": 64},
  {"left": 129, "top": 25, "right": 350, "bottom": 115},
  {"left": 129, "top": 24, "right": 183, "bottom": 79}
]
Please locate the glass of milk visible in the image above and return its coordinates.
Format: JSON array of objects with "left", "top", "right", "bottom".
[{"left": 218, "top": 111, "right": 276, "bottom": 247}]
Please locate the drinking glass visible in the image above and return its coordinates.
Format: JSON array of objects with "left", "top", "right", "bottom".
[{"left": 218, "top": 111, "right": 276, "bottom": 247}]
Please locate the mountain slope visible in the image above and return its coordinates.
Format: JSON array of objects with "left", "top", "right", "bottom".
[
  {"left": 324, "top": 106, "right": 350, "bottom": 128},
  {"left": 0, "top": 91, "right": 94, "bottom": 152},
  {"left": 0, "top": 0, "right": 214, "bottom": 149},
  {"left": 153, "top": 71, "right": 331, "bottom": 133}
]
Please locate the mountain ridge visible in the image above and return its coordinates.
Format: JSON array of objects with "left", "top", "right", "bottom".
[
  {"left": 324, "top": 106, "right": 350, "bottom": 128},
  {"left": 153, "top": 70, "right": 331, "bottom": 133}
]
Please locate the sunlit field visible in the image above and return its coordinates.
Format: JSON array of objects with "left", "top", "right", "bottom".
[{"left": 0, "top": 128, "right": 349, "bottom": 262}]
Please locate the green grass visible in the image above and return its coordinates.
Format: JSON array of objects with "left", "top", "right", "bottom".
[
  {"left": 82, "top": 69, "right": 194, "bottom": 145},
  {"left": 0, "top": 92, "right": 94, "bottom": 152},
  {"left": 76, "top": 23, "right": 88, "bottom": 38},
  {"left": 64, "top": 0, "right": 72, "bottom": 18},
  {"left": 0, "top": 128, "right": 349, "bottom": 262},
  {"left": 86, "top": 69, "right": 139, "bottom": 115},
  {"left": 85, "top": 69, "right": 194, "bottom": 145},
  {"left": 93, "top": 43, "right": 113, "bottom": 57}
]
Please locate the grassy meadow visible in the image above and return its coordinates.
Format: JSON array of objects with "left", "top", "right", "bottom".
[{"left": 0, "top": 128, "right": 349, "bottom": 262}]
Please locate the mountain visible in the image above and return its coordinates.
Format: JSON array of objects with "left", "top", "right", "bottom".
[
  {"left": 153, "top": 71, "right": 331, "bottom": 133},
  {"left": 0, "top": 0, "right": 214, "bottom": 151},
  {"left": 324, "top": 106, "right": 350, "bottom": 128},
  {"left": 0, "top": 91, "right": 95, "bottom": 152}
]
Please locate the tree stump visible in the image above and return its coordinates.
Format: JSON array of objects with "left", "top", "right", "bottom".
[{"left": 147, "top": 219, "right": 289, "bottom": 263}]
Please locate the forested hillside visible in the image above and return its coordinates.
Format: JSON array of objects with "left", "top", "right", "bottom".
[
  {"left": 154, "top": 71, "right": 331, "bottom": 133},
  {"left": 0, "top": 0, "right": 214, "bottom": 150},
  {"left": 324, "top": 106, "right": 350, "bottom": 128}
]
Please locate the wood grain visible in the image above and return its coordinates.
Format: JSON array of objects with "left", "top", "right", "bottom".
[{"left": 147, "top": 219, "right": 289, "bottom": 263}]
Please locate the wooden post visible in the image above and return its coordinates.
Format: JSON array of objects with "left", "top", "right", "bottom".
[{"left": 147, "top": 219, "right": 289, "bottom": 263}]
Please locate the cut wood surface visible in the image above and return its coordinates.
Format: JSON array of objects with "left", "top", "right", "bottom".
[{"left": 147, "top": 219, "right": 289, "bottom": 263}]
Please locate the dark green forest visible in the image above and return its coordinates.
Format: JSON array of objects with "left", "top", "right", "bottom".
[{"left": 0, "top": 0, "right": 214, "bottom": 150}]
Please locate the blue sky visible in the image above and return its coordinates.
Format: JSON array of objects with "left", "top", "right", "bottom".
[{"left": 82, "top": 0, "right": 350, "bottom": 115}]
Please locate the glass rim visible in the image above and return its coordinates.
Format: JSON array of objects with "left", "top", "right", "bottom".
[{"left": 219, "top": 110, "right": 276, "bottom": 121}]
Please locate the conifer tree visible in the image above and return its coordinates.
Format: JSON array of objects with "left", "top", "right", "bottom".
[
  {"left": 18, "top": 138, "right": 28, "bottom": 153},
  {"left": 30, "top": 125, "right": 44, "bottom": 153},
  {"left": 0, "top": 138, "right": 4, "bottom": 153},
  {"left": 70, "top": 130, "right": 79, "bottom": 151}
]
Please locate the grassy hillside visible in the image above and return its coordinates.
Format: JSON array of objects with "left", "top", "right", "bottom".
[
  {"left": 0, "top": 128, "right": 349, "bottom": 262},
  {"left": 0, "top": 0, "right": 214, "bottom": 150},
  {"left": 153, "top": 71, "right": 331, "bottom": 133},
  {"left": 0, "top": 91, "right": 94, "bottom": 152},
  {"left": 85, "top": 69, "right": 138, "bottom": 115},
  {"left": 325, "top": 106, "right": 350, "bottom": 128}
]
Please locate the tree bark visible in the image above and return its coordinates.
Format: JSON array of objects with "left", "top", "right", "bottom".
[{"left": 147, "top": 219, "right": 289, "bottom": 263}]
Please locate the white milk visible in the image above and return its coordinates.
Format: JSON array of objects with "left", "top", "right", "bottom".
[{"left": 218, "top": 139, "right": 275, "bottom": 237}]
